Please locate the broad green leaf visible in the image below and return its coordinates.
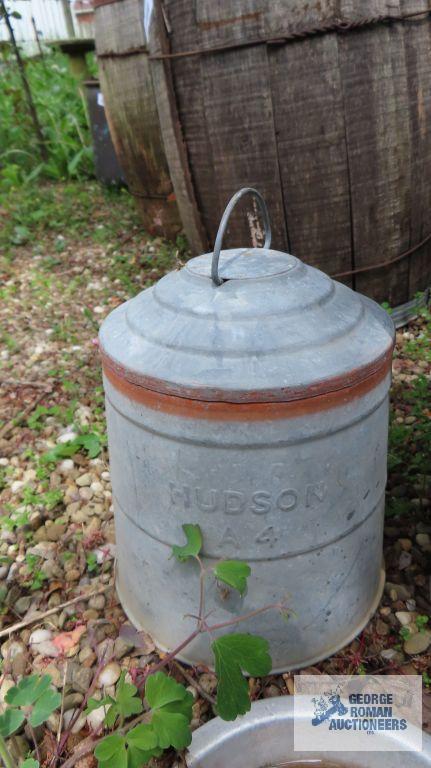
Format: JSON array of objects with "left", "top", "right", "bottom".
[
  {"left": 126, "top": 723, "right": 158, "bottom": 751},
  {"left": 0, "top": 708, "right": 25, "bottom": 737},
  {"left": 79, "top": 433, "right": 102, "bottom": 459},
  {"left": 145, "top": 671, "right": 188, "bottom": 710},
  {"left": 5, "top": 674, "right": 51, "bottom": 706},
  {"left": 42, "top": 433, "right": 102, "bottom": 463},
  {"left": 104, "top": 672, "right": 143, "bottom": 727},
  {"left": 84, "top": 696, "right": 113, "bottom": 715},
  {"left": 95, "top": 734, "right": 126, "bottom": 763},
  {"left": 214, "top": 560, "right": 251, "bottom": 596},
  {"left": 161, "top": 690, "right": 194, "bottom": 721},
  {"left": 127, "top": 745, "right": 162, "bottom": 768},
  {"left": 99, "top": 753, "right": 127, "bottom": 768},
  {"left": 151, "top": 709, "right": 192, "bottom": 750},
  {"left": 212, "top": 634, "right": 272, "bottom": 720},
  {"left": 21, "top": 760, "right": 39, "bottom": 768},
  {"left": 171, "top": 524, "right": 202, "bottom": 562},
  {"left": 29, "top": 688, "right": 61, "bottom": 726},
  {"left": 115, "top": 672, "right": 143, "bottom": 718}
]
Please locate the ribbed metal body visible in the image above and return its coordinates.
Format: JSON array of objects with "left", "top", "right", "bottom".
[{"left": 100, "top": 190, "right": 395, "bottom": 670}]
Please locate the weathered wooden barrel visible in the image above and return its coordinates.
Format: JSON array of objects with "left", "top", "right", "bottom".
[
  {"left": 94, "top": 0, "right": 181, "bottom": 237},
  {"left": 147, "top": 0, "right": 431, "bottom": 305}
]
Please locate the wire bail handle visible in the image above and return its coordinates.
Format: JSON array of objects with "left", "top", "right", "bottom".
[{"left": 211, "top": 187, "right": 272, "bottom": 286}]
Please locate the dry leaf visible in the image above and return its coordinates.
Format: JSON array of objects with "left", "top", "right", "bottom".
[{"left": 52, "top": 625, "right": 86, "bottom": 653}]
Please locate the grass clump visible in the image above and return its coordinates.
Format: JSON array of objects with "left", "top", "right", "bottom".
[{"left": 0, "top": 49, "right": 93, "bottom": 190}]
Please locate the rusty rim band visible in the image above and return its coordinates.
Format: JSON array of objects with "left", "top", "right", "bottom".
[{"left": 101, "top": 348, "right": 393, "bottom": 421}]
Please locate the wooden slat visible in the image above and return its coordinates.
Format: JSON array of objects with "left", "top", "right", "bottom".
[
  {"left": 268, "top": 31, "right": 353, "bottom": 280},
  {"left": 95, "top": 0, "right": 181, "bottom": 237},
  {"left": 401, "top": 0, "right": 431, "bottom": 297},
  {"left": 163, "top": 0, "right": 216, "bottom": 249},
  {"left": 148, "top": 0, "right": 208, "bottom": 254},
  {"left": 337, "top": 0, "right": 412, "bottom": 303},
  {"left": 167, "top": 0, "right": 289, "bottom": 252}
]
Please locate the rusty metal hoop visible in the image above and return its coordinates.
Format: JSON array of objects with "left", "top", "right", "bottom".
[{"left": 211, "top": 187, "right": 272, "bottom": 286}]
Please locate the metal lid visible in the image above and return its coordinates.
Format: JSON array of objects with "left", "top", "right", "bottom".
[{"left": 100, "top": 188, "right": 394, "bottom": 403}]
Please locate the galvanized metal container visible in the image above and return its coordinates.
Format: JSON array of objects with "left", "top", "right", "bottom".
[
  {"left": 186, "top": 697, "right": 431, "bottom": 767},
  {"left": 100, "top": 188, "right": 395, "bottom": 671}
]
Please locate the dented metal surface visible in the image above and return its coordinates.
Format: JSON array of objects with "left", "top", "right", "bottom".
[{"left": 100, "top": 190, "right": 395, "bottom": 670}]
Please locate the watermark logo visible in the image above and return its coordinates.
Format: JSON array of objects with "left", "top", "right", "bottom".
[
  {"left": 311, "top": 685, "right": 348, "bottom": 726},
  {"left": 294, "top": 675, "right": 422, "bottom": 752}
]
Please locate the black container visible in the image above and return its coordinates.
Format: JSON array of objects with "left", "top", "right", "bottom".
[{"left": 84, "top": 79, "right": 125, "bottom": 186}]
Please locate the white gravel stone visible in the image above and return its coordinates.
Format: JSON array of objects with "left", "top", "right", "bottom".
[
  {"left": 86, "top": 704, "right": 108, "bottom": 730},
  {"left": 63, "top": 709, "right": 87, "bottom": 734},
  {"left": 395, "top": 611, "right": 416, "bottom": 626},
  {"left": 57, "top": 430, "right": 78, "bottom": 444},
  {"left": 404, "top": 630, "right": 431, "bottom": 656},
  {"left": 59, "top": 459, "right": 75, "bottom": 474},
  {"left": 76, "top": 473, "right": 91, "bottom": 487},
  {"left": 97, "top": 661, "right": 121, "bottom": 688},
  {"left": 29, "top": 628, "right": 59, "bottom": 658},
  {"left": 416, "top": 533, "right": 430, "bottom": 548}
]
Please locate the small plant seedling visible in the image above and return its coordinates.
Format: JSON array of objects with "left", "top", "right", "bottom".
[
  {"left": 86, "top": 551, "right": 99, "bottom": 574},
  {"left": 416, "top": 615, "right": 429, "bottom": 633},
  {"left": 42, "top": 431, "right": 104, "bottom": 462},
  {"left": 24, "top": 554, "right": 48, "bottom": 591},
  {"left": 92, "top": 672, "right": 193, "bottom": 767},
  {"left": 90, "top": 524, "right": 282, "bottom": 768},
  {"left": 0, "top": 674, "right": 60, "bottom": 768}
]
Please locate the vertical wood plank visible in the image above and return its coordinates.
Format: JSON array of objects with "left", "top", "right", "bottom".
[
  {"left": 95, "top": 0, "right": 181, "bottom": 237},
  {"left": 268, "top": 31, "right": 353, "bottom": 281},
  {"left": 400, "top": 0, "right": 431, "bottom": 297},
  {"left": 337, "top": 0, "right": 412, "bottom": 304},
  {"left": 168, "top": 0, "right": 289, "bottom": 251},
  {"left": 148, "top": 0, "right": 208, "bottom": 253},
  {"left": 163, "top": 0, "right": 216, "bottom": 249}
]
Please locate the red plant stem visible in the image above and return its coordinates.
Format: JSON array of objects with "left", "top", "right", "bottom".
[
  {"left": 205, "top": 603, "right": 284, "bottom": 633},
  {"left": 137, "top": 628, "right": 200, "bottom": 686},
  {"left": 52, "top": 653, "right": 112, "bottom": 766},
  {"left": 136, "top": 602, "right": 285, "bottom": 687}
]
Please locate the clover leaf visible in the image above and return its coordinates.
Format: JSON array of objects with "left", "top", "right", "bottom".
[
  {"left": 214, "top": 560, "right": 251, "bottom": 595},
  {"left": 42, "top": 432, "right": 102, "bottom": 463},
  {"left": 212, "top": 634, "right": 272, "bottom": 720},
  {"left": 104, "top": 672, "right": 143, "bottom": 728},
  {"left": 171, "top": 524, "right": 202, "bottom": 562},
  {"left": 126, "top": 724, "right": 158, "bottom": 752},
  {"left": 22, "top": 761, "right": 39, "bottom": 768},
  {"left": 30, "top": 687, "right": 62, "bottom": 727},
  {"left": 126, "top": 744, "right": 162, "bottom": 768},
  {"left": 5, "top": 675, "right": 51, "bottom": 707},
  {"left": 0, "top": 709, "right": 25, "bottom": 738},
  {"left": 95, "top": 733, "right": 127, "bottom": 768},
  {"left": 145, "top": 672, "right": 193, "bottom": 750},
  {"left": 151, "top": 708, "right": 192, "bottom": 750},
  {"left": 95, "top": 725, "right": 161, "bottom": 768},
  {"left": 145, "top": 671, "right": 189, "bottom": 709},
  {"left": 3, "top": 674, "right": 60, "bottom": 731},
  {"left": 85, "top": 696, "right": 113, "bottom": 715}
]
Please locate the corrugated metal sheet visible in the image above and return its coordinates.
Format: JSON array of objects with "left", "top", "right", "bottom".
[{"left": 0, "top": 0, "right": 94, "bottom": 52}]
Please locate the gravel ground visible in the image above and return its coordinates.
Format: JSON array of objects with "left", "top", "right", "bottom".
[{"left": 0, "top": 182, "right": 430, "bottom": 765}]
